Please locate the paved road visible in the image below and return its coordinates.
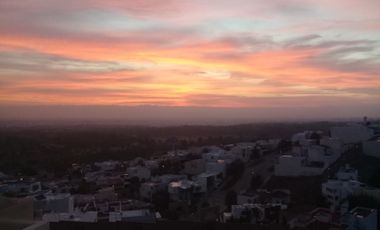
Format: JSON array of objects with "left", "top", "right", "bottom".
[{"left": 207, "top": 152, "right": 277, "bottom": 211}]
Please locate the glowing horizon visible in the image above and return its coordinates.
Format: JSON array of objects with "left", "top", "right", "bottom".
[{"left": 0, "top": 0, "right": 379, "bottom": 119}]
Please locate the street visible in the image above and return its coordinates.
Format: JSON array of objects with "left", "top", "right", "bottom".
[{"left": 207, "top": 151, "right": 278, "bottom": 211}]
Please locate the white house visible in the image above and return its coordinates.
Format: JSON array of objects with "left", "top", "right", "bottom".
[
  {"left": 34, "top": 193, "right": 74, "bottom": 217},
  {"left": 275, "top": 134, "right": 345, "bottom": 177},
  {"left": 201, "top": 146, "right": 233, "bottom": 161},
  {"left": 152, "top": 174, "right": 187, "bottom": 188},
  {"left": 206, "top": 160, "right": 227, "bottom": 176},
  {"left": 84, "top": 171, "right": 102, "bottom": 183},
  {"left": 271, "top": 189, "right": 291, "bottom": 206},
  {"left": 256, "top": 139, "right": 281, "bottom": 151},
  {"left": 322, "top": 179, "right": 365, "bottom": 210},
  {"left": 194, "top": 172, "right": 222, "bottom": 193},
  {"left": 229, "top": 203, "right": 281, "bottom": 224},
  {"left": 96, "top": 175, "right": 123, "bottom": 187},
  {"left": 140, "top": 182, "right": 160, "bottom": 201},
  {"left": 228, "top": 143, "right": 255, "bottom": 162},
  {"left": 354, "top": 187, "right": 380, "bottom": 203},
  {"left": 94, "top": 161, "right": 120, "bottom": 171},
  {"left": 321, "top": 165, "right": 367, "bottom": 210},
  {"left": 274, "top": 154, "right": 326, "bottom": 177},
  {"left": 345, "top": 207, "right": 378, "bottom": 230},
  {"left": 43, "top": 211, "right": 98, "bottom": 223},
  {"left": 363, "top": 139, "right": 380, "bottom": 158},
  {"left": 237, "top": 189, "right": 290, "bottom": 207},
  {"left": 168, "top": 180, "right": 202, "bottom": 201},
  {"left": 289, "top": 207, "right": 333, "bottom": 229},
  {"left": 307, "top": 145, "right": 328, "bottom": 162},
  {"left": 320, "top": 137, "right": 343, "bottom": 155},
  {"left": 307, "top": 145, "right": 339, "bottom": 165},
  {"left": 5, "top": 181, "right": 42, "bottom": 196},
  {"left": 292, "top": 131, "right": 317, "bottom": 143},
  {"left": 330, "top": 124, "right": 373, "bottom": 144},
  {"left": 126, "top": 166, "right": 151, "bottom": 181},
  {"left": 144, "top": 160, "right": 160, "bottom": 170},
  {"left": 109, "top": 209, "right": 156, "bottom": 223},
  {"left": 336, "top": 165, "right": 358, "bottom": 181},
  {"left": 202, "top": 151, "right": 225, "bottom": 162},
  {"left": 182, "top": 158, "right": 206, "bottom": 175},
  {"left": 290, "top": 206, "right": 378, "bottom": 230},
  {"left": 237, "top": 191, "right": 257, "bottom": 205},
  {"left": 94, "top": 187, "right": 118, "bottom": 202}
]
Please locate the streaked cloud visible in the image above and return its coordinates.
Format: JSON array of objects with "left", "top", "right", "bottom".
[{"left": 0, "top": 0, "right": 379, "bottom": 119}]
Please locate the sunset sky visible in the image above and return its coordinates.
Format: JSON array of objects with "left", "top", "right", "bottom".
[{"left": 0, "top": 0, "right": 380, "bottom": 122}]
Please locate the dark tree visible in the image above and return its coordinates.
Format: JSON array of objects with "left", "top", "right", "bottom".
[
  {"left": 152, "top": 191, "right": 170, "bottom": 211},
  {"left": 250, "top": 173, "right": 263, "bottom": 190},
  {"left": 225, "top": 190, "right": 237, "bottom": 208},
  {"left": 368, "top": 168, "right": 380, "bottom": 188}
]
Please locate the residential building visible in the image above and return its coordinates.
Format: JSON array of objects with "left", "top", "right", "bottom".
[
  {"left": 140, "top": 182, "right": 160, "bottom": 201},
  {"left": 228, "top": 144, "right": 255, "bottom": 162},
  {"left": 292, "top": 131, "right": 321, "bottom": 144},
  {"left": 331, "top": 125, "right": 373, "bottom": 144},
  {"left": 168, "top": 180, "right": 202, "bottom": 202},
  {"left": 274, "top": 154, "right": 326, "bottom": 177},
  {"left": 3, "top": 181, "right": 42, "bottom": 197},
  {"left": 206, "top": 160, "right": 227, "bottom": 176},
  {"left": 182, "top": 158, "right": 206, "bottom": 175},
  {"left": 271, "top": 189, "right": 291, "bottom": 206},
  {"left": 144, "top": 160, "right": 160, "bottom": 170},
  {"left": 194, "top": 172, "right": 220, "bottom": 193},
  {"left": 126, "top": 166, "right": 151, "bottom": 181},
  {"left": 94, "top": 161, "right": 120, "bottom": 171},
  {"left": 289, "top": 207, "right": 334, "bottom": 229},
  {"left": 290, "top": 206, "right": 378, "bottom": 230},
  {"left": 229, "top": 203, "right": 282, "bottom": 224},
  {"left": 307, "top": 145, "right": 336, "bottom": 164},
  {"left": 94, "top": 187, "right": 118, "bottom": 202},
  {"left": 237, "top": 189, "right": 290, "bottom": 208},
  {"left": 336, "top": 165, "right": 358, "bottom": 181},
  {"left": 42, "top": 211, "right": 98, "bottom": 223},
  {"left": 202, "top": 151, "right": 225, "bottom": 162},
  {"left": 34, "top": 193, "right": 74, "bottom": 217},
  {"left": 237, "top": 191, "right": 257, "bottom": 205},
  {"left": 320, "top": 137, "right": 344, "bottom": 155},
  {"left": 256, "top": 139, "right": 281, "bottom": 151},
  {"left": 363, "top": 138, "right": 380, "bottom": 158},
  {"left": 96, "top": 175, "right": 123, "bottom": 187},
  {"left": 152, "top": 174, "right": 187, "bottom": 189},
  {"left": 109, "top": 209, "right": 156, "bottom": 223},
  {"left": 345, "top": 207, "right": 377, "bottom": 230},
  {"left": 322, "top": 180, "right": 365, "bottom": 210}
]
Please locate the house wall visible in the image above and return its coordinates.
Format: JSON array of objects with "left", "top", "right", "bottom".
[
  {"left": 331, "top": 126, "right": 373, "bottom": 144},
  {"left": 183, "top": 159, "right": 205, "bottom": 175},
  {"left": 206, "top": 161, "right": 226, "bottom": 176},
  {"left": 363, "top": 140, "right": 380, "bottom": 158},
  {"left": 320, "top": 137, "right": 343, "bottom": 155},
  {"left": 127, "top": 167, "right": 151, "bottom": 181},
  {"left": 139, "top": 183, "right": 159, "bottom": 201},
  {"left": 237, "top": 194, "right": 256, "bottom": 205}
]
